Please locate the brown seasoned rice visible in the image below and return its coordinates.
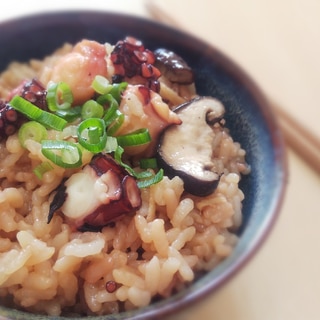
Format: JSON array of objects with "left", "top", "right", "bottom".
[{"left": 0, "top": 40, "right": 249, "bottom": 316}]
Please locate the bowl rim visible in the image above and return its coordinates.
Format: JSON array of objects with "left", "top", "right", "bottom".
[{"left": 0, "top": 9, "right": 288, "bottom": 320}]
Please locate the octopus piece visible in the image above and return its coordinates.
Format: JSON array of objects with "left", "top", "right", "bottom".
[
  {"left": 43, "top": 39, "right": 108, "bottom": 105},
  {"left": 115, "top": 84, "right": 182, "bottom": 157},
  {"left": 109, "top": 36, "right": 161, "bottom": 92},
  {"left": 0, "top": 78, "right": 48, "bottom": 141},
  {"left": 48, "top": 153, "right": 141, "bottom": 231},
  {"left": 0, "top": 101, "right": 25, "bottom": 141},
  {"left": 7, "top": 78, "right": 47, "bottom": 110}
]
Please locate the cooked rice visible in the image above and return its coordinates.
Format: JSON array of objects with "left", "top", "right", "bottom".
[{"left": 0, "top": 42, "right": 249, "bottom": 316}]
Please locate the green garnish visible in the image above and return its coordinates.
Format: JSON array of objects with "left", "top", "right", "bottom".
[
  {"left": 18, "top": 121, "right": 48, "bottom": 148},
  {"left": 46, "top": 81, "right": 73, "bottom": 111},
  {"left": 116, "top": 128, "right": 151, "bottom": 147},
  {"left": 11, "top": 76, "right": 163, "bottom": 187},
  {"left": 10, "top": 96, "right": 67, "bottom": 131},
  {"left": 77, "top": 118, "right": 107, "bottom": 153},
  {"left": 81, "top": 100, "right": 104, "bottom": 119},
  {"left": 41, "top": 140, "right": 82, "bottom": 168}
]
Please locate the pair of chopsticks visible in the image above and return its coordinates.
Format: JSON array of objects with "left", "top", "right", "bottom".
[{"left": 146, "top": 1, "right": 320, "bottom": 174}]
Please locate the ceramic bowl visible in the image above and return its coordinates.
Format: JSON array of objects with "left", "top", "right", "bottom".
[{"left": 0, "top": 11, "right": 287, "bottom": 320}]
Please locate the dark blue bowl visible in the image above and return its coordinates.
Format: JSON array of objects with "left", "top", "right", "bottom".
[{"left": 0, "top": 10, "right": 287, "bottom": 320}]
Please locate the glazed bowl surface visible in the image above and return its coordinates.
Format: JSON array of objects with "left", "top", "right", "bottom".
[{"left": 0, "top": 10, "right": 287, "bottom": 320}]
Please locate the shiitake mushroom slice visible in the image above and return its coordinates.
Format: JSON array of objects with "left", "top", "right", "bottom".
[
  {"left": 154, "top": 48, "right": 194, "bottom": 85},
  {"left": 157, "top": 96, "right": 225, "bottom": 196}
]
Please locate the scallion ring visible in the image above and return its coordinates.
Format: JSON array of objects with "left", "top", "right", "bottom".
[
  {"left": 107, "top": 82, "right": 128, "bottom": 103},
  {"left": 99, "top": 95, "right": 119, "bottom": 126},
  {"left": 55, "top": 106, "right": 82, "bottom": 123},
  {"left": 77, "top": 118, "right": 107, "bottom": 153},
  {"left": 116, "top": 128, "right": 151, "bottom": 147},
  {"left": 114, "top": 146, "right": 162, "bottom": 186},
  {"left": 137, "top": 169, "right": 164, "bottom": 189},
  {"left": 10, "top": 96, "right": 67, "bottom": 131},
  {"left": 139, "top": 158, "right": 158, "bottom": 169},
  {"left": 46, "top": 82, "right": 73, "bottom": 111},
  {"left": 18, "top": 121, "right": 48, "bottom": 148},
  {"left": 41, "top": 140, "right": 82, "bottom": 168},
  {"left": 92, "top": 75, "right": 110, "bottom": 95},
  {"left": 114, "top": 146, "right": 152, "bottom": 179},
  {"left": 97, "top": 92, "right": 119, "bottom": 107},
  {"left": 107, "top": 112, "right": 124, "bottom": 136},
  {"left": 104, "top": 108, "right": 122, "bottom": 129},
  {"left": 81, "top": 100, "right": 104, "bottom": 119},
  {"left": 104, "top": 136, "right": 118, "bottom": 153}
]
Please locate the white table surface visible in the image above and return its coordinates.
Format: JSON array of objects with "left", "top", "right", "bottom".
[{"left": 1, "top": 1, "right": 320, "bottom": 320}]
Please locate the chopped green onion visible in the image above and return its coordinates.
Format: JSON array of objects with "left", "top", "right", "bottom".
[
  {"left": 92, "top": 75, "right": 110, "bottom": 95},
  {"left": 55, "top": 106, "right": 82, "bottom": 122},
  {"left": 114, "top": 146, "right": 152, "bottom": 179},
  {"left": 77, "top": 118, "right": 107, "bottom": 153},
  {"left": 107, "top": 82, "right": 128, "bottom": 102},
  {"left": 116, "top": 128, "right": 151, "bottom": 147},
  {"left": 107, "top": 112, "right": 124, "bottom": 136},
  {"left": 41, "top": 140, "right": 82, "bottom": 168},
  {"left": 46, "top": 82, "right": 73, "bottom": 111},
  {"left": 97, "top": 93, "right": 115, "bottom": 107},
  {"left": 95, "top": 81, "right": 128, "bottom": 103},
  {"left": 104, "top": 107, "right": 121, "bottom": 129},
  {"left": 104, "top": 136, "right": 118, "bottom": 153},
  {"left": 60, "top": 125, "right": 78, "bottom": 140},
  {"left": 33, "top": 161, "right": 54, "bottom": 179},
  {"left": 139, "top": 158, "right": 158, "bottom": 169},
  {"left": 10, "top": 96, "right": 67, "bottom": 131},
  {"left": 114, "top": 146, "right": 163, "bottom": 187},
  {"left": 88, "top": 127, "right": 101, "bottom": 144},
  {"left": 18, "top": 121, "right": 48, "bottom": 148},
  {"left": 99, "top": 95, "right": 119, "bottom": 124},
  {"left": 137, "top": 169, "right": 164, "bottom": 189},
  {"left": 36, "top": 112, "right": 67, "bottom": 131},
  {"left": 81, "top": 100, "right": 104, "bottom": 119}
]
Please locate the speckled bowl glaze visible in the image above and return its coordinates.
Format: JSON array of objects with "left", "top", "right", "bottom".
[{"left": 0, "top": 11, "right": 287, "bottom": 320}]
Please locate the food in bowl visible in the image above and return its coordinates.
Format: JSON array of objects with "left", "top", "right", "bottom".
[{"left": 0, "top": 36, "right": 250, "bottom": 316}]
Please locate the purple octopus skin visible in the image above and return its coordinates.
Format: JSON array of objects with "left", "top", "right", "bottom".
[
  {"left": 48, "top": 153, "right": 142, "bottom": 231},
  {"left": 0, "top": 78, "right": 47, "bottom": 141}
]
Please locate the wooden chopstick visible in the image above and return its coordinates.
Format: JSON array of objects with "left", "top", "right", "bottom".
[
  {"left": 146, "top": 1, "right": 320, "bottom": 174},
  {"left": 146, "top": 1, "right": 183, "bottom": 28},
  {"left": 272, "top": 103, "right": 320, "bottom": 173}
]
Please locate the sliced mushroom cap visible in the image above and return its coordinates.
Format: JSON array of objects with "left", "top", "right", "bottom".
[
  {"left": 154, "top": 48, "right": 194, "bottom": 85},
  {"left": 157, "top": 96, "right": 225, "bottom": 196}
]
